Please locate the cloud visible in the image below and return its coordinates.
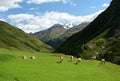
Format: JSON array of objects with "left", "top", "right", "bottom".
[
  {"left": 29, "top": 8, "right": 38, "bottom": 11},
  {"left": 0, "top": 0, "right": 23, "bottom": 12},
  {"left": 27, "top": 0, "right": 69, "bottom": 4},
  {"left": 102, "top": 3, "right": 109, "bottom": 7},
  {"left": 0, "top": 18, "right": 6, "bottom": 22},
  {"left": 8, "top": 14, "right": 35, "bottom": 23},
  {"left": 90, "top": 6, "right": 96, "bottom": 9},
  {"left": 62, "top": 0, "right": 69, "bottom": 3},
  {"left": 70, "top": 2, "right": 77, "bottom": 7},
  {"left": 8, "top": 10, "right": 104, "bottom": 33},
  {"left": 27, "top": 0, "right": 76, "bottom": 7}
]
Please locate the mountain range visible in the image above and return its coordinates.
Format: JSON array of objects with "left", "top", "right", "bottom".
[
  {"left": 31, "top": 22, "right": 89, "bottom": 49},
  {"left": 0, "top": 21, "right": 53, "bottom": 52},
  {"left": 0, "top": 0, "right": 119, "bottom": 65},
  {"left": 56, "top": 0, "right": 120, "bottom": 64}
]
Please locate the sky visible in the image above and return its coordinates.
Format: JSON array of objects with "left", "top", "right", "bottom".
[{"left": 0, "top": 0, "right": 112, "bottom": 33}]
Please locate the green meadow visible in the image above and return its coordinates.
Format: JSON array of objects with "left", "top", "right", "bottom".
[{"left": 0, "top": 49, "right": 120, "bottom": 81}]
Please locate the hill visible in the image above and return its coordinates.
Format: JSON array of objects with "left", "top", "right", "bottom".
[
  {"left": 48, "top": 22, "right": 89, "bottom": 49},
  {"left": 0, "top": 21, "right": 53, "bottom": 52},
  {"left": 31, "top": 24, "right": 67, "bottom": 48},
  {"left": 32, "top": 24, "right": 67, "bottom": 42},
  {"left": 0, "top": 50, "right": 120, "bottom": 81},
  {"left": 59, "top": 22, "right": 90, "bottom": 41},
  {"left": 32, "top": 23, "right": 89, "bottom": 49},
  {"left": 56, "top": 0, "right": 120, "bottom": 64}
]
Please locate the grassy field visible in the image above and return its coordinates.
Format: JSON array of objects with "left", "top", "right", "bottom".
[{"left": 0, "top": 49, "right": 120, "bottom": 81}]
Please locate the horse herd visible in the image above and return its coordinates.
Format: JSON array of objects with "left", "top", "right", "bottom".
[{"left": 22, "top": 55, "right": 105, "bottom": 64}]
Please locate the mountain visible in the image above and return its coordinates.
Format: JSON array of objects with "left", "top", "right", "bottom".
[
  {"left": 0, "top": 21, "right": 53, "bottom": 52},
  {"left": 31, "top": 24, "right": 67, "bottom": 48},
  {"left": 32, "top": 24, "right": 67, "bottom": 42},
  {"left": 56, "top": 0, "right": 120, "bottom": 64},
  {"left": 48, "top": 22, "right": 89, "bottom": 49},
  {"left": 32, "top": 23, "right": 89, "bottom": 49},
  {"left": 59, "top": 22, "right": 90, "bottom": 41}
]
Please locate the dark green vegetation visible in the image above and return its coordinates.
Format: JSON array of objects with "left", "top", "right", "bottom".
[
  {"left": 32, "top": 23, "right": 89, "bottom": 49},
  {"left": 0, "top": 21, "right": 53, "bottom": 52},
  {"left": 56, "top": 0, "right": 120, "bottom": 64},
  {"left": 0, "top": 50, "right": 120, "bottom": 81}
]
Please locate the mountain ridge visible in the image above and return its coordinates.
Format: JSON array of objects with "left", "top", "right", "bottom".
[
  {"left": 31, "top": 22, "right": 89, "bottom": 49},
  {"left": 32, "top": 24, "right": 67, "bottom": 42}
]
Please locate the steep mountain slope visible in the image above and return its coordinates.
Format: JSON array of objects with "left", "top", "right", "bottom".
[
  {"left": 56, "top": 0, "right": 120, "bottom": 64},
  {"left": 59, "top": 22, "right": 90, "bottom": 41},
  {"left": 32, "top": 24, "right": 67, "bottom": 42},
  {"left": 31, "top": 24, "right": 67, "bottom": 48},
  {"left": 48, "top": 22, "right": 89, "bottom": 49},
  {"left": 0, "top": 21, "right": 53, "bottom": 52},
  {"left": 32, "top": 23, "right": 89, "bottom": 49}
]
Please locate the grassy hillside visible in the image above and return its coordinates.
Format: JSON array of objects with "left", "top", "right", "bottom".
[
  {"left": 56, "top": 0, "right": 120, "bottom": 64},
  {"left": 0, "top": 21, "right": 53, "bottom": 52},
  {"left": 0, "top": 50, "right": 120, "bottom": 81}
]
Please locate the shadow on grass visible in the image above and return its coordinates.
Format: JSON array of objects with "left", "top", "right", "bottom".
[{"left": 14, "top": 78, "right": 19, "bottom": 81}]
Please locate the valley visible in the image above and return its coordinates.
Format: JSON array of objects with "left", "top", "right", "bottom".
[{"left": 0, "top": 50, "right": 120, "bottom": 81}]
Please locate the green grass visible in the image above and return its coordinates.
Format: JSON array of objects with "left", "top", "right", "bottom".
[
  {"left": 0, "top": 21, "right": 53, "bottom": 52},
  {"left": 0, "top": 50, "right": 120, "bottom": 81}
]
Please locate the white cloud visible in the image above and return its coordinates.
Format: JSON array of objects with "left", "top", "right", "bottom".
[
  {"left": 0, "top": 0, "right": 23, "bottom": 12},
  {"left": 70, "top": 2, "right": 76, "bottom": 7},
  {"left": 0, "top": 7, "right": 8, "bottom": 12},
  {"left": 62, "top": 0, "right": 69, "bottom": 4},
  {"left": 29, "top": 7, "right": 38, "bottom": 11},
  {"left": 90, "top": 6, "right": 96, "bottom": 9},
  {"left": 17, "top": 24, "right": 41, "bottom": 33},
  {"left": 0, "top": 18, "right": 6, "bottom": 22},
  {"left": 27, "top": 0, "right": 76, "bottom": 7},
  {"left": 102, "top": 3, "right": 109, "bottom": 7},
  {"left": 8, "top": 14, "right": 35, "bottom": 23},
  {"left": 27, "top": 0, "right": 69, "bottom": 4},
  {"left": 8, "top": 10, "right": 104, "bottom": 33}
]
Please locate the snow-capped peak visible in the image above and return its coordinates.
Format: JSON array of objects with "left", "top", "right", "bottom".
[{"left": 63, "top": 23, "right": 74, "bottom": 29}]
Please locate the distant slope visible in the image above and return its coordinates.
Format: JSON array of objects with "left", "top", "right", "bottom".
[
  {"left": 56, "top": 0, "right": 120, "bottom": 64},
  {"left": 32, "top": 24, "right": 67, "bottom": 42},
  {"left": 59, "top": 22, "right": 90, "bottom": 41},
  {"left": 32, "top": 23, "right": 89, "bottom": 49},
  {"left": 47, "top": 22, "right": 89, "bottom": 49},
  {"left": 31, "top": 24, "right": 67, "bottom": 48},
  {"left": 0, "top": 21, "right": 53, "bottom": 52}
]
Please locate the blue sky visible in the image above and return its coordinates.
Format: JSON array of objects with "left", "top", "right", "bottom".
[{"left": 0, "top": 0, "right": 112, "bottom": 33}]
